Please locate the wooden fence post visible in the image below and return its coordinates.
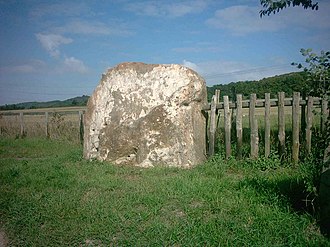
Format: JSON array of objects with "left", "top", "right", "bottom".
[
  {"left": 265, "top": 93, "right": 271, "bottom": 158},
  {"left": 305, "top": 96, "right": 313, "bottom": 154},
  {"left": 19, "top": 112, "right": 25, "bottom": 138},
  {"left": 250, "top": 94, "right": 258, "bottom": 159},
  {"left": 214, "top": 89, "right": 221, "bottom": 130},
  {"left": 301, "top": 91, "right": 306, "bottom": 141},
  {"left": 278, "top": 92, "right": 285, "bottom": 158},
  {"left": 321, "top": 98, "right": 329, "bottom": 132},
  {"left": 236, "top": 94, "right": 243, "bottom": 159},
  {"left": 208, "top": 95, "right": 217, "bottom": 157},
  {"left": 215, "top": 89, "right": 220, "bottom": 104},
  {"left": 45, "top": 112, "right": 49, "bottom": 138},
  {"left": 79, "top": 111, "right": 84, "bottom": 145},
  {"left": 292, "top": 92, "right": 300, "bottom": 163},
  {"left": 223, "top": 96, "right": 231, "bottom": 159}
]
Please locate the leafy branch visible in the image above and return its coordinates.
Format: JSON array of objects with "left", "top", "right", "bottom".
[
  {"left": 260, "top": 0, "right": 318, "bottom": 17},
  {"left": 292, "top": 49, "right": 330, "bottom": 99}
]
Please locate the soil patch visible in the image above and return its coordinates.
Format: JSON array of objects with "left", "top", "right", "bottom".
[{"left": 0, "top": 229, "right": 8, "bottom": 247}]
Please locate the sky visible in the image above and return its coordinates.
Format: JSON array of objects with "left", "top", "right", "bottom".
[{"left": 0, "top": 0, "right": 330, "bottom": 105}]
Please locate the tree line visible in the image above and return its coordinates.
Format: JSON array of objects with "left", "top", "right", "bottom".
[{"left": 207, "top": 71, "right": 310, "bottom": 101}]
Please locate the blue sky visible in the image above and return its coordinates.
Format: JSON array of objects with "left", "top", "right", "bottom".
[{"left": 1, "top": 0, "right": 329, "bottom": 105}]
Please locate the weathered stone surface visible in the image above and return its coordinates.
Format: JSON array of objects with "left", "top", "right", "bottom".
[{"left": 83, "top": 62, "right": 207, "bottom": 167}]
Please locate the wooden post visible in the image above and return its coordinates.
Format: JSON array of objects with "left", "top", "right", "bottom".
[
  {"left": 215, "top": 89, "right": 221, "bottom": 132},
  {"left": 305, "top": 96, "right": 313, "bottom": 154},
  {"left": 215, "top": 89, "right": 220, "bottom": 104},
  {"left": 45, "top": 112, "right": 49, "bottom": 138},
  {"left": 224, "top": 96, "right": 231, "bottom": 159},
  {"left": 265, "top": 93, "right": 271, "bottom": 158},
  {"left": 19, "top": 112, "right": 25, "bottom": 138},
  {"left": 79, "top": 111, "right": 84, "bottom": 145},
  {"left": 321, "top": 98, "right": 329, "bottom": 132},
  {"left": 292, "top": 92, "right": 300, "bottom": 163},
  {"left": 236, "top": 94, "right": 243, "bottom": 159},
  {"left": 208, "top": 95, "right": 217, "bottom": 157},
  {"left": 278, "top": 92, "right": 285, "bottom": 158},
  {"left": 249, "top": 94, "right": 258, "bottom": 159},
  {"left": 301, "top": 91, "right": 306, "bottom": 141}
]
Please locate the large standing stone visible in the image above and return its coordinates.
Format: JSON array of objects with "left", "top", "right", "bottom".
[{"left": 83, "top": 62, "right": 207, "bottom": 168}]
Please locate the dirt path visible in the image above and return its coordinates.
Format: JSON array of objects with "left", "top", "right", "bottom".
[{"left": 0, "top": 229, "right": 8, "bottom": 247}]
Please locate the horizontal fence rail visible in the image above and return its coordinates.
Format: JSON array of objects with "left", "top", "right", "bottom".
[
  {"left": 203, "top": 97, "right": 323, "bottom": 110},
  {"left": 0, "top": 107, "right": 86, "bottom": 143},
  {"left": 205, "top": 90, "right": 329, "bottom": 163},
  {"left": 0, "top": 91, "right": 329, "bottom": 164}
]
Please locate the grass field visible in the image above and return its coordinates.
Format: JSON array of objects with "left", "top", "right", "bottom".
[
  {"left": 0, "top": 138, "right": 329, "bottom": 246},
  {"left": 0, "top": 110, "right": 83, "bottom": 143}
]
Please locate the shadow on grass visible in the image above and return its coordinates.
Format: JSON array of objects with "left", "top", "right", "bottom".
[
  {"left": 240, "top": 175, "right": 318, "bottom": 217},
  {"left": 239, "top": 173, "right": 330, "bottom": 238}
]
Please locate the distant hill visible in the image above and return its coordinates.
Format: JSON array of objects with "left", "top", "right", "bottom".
[
  {"left": 0, "top": 95, "right": 90, "bottom": 111},
  {"left": 207, "top": 71, "right": 310, "bottom": 101},
  {"left": 0, "top": 72, "right": 311, "bottom": 110}
]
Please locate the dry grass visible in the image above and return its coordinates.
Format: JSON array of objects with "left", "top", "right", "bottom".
[{"left": 0, "top": 110, "right": 82, "bottom": 143}]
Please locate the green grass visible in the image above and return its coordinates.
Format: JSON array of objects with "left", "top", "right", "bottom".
[{"left": 0, "top": 139, "right": 329, "bottom": 246}]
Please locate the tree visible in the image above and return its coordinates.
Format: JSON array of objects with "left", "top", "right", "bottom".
[
  {"left": 292, "top": 49, "right": 330, "bottom": 99},
  {"left": 260, "top": 0, "right": 318, "bottom": 16}
]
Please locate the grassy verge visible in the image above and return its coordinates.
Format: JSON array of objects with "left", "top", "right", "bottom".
[{"left": 0, "top": 138, "right": 329, "bottom": 246}]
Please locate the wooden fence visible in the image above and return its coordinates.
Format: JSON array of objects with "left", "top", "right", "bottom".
[
  {"left": 0, "top": 107, "right": 86, "bottom": 143},
  {"left": 1, "top": 92, "right": 329, "bottom": 162},
  {"left": 204, "top": 90, "right": 329, "bottom": 162}
]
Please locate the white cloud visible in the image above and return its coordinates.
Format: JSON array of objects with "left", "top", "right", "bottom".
[
  {"left": 173, "top": 42, "right": 225, "bottom": 53},
  {"left": 53, "top": 20, "right": 132, "bottom": 36},
  {"left": 206, "top": 5, "right": 283, "bottom": 35},
  {"left": 126, "top": 0, "right": 208, "bottom": 18},
  {"left": 0, "top": 60, "right": 46, "bottom": 74},
  {"left": 182, "top": 60, "right": 298, "bottom": 85},
  {"left": 182, "top": 60, "right": 200, "bottom": 73},
  {"left": 62, "top": 57, "right": 89, "bottom": 73},
  {"left": 30, "top": 2, "right": 89, "bottom": 19},
  {"left": 35, "top": 33, "right": 73, "bottom": 57},
  {"left": 206, "top": 2, "right": 330, "bottom": 36}
]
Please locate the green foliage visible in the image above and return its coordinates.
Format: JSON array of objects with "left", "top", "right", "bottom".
[
  {"left": 0, "top": 104, "right": 25, "bottom": 111},
  {"left": 260, "top": 0, "right": 318, "bottom": 17},
  {"left": 207, "top": 72, "right": 309, "bottom": 101},
  {"left": 245, "top": 152, "right": 283, "bottom": 171},
  {"left": 294, "top": 49, "right": 330, "bottom": 170},
  {"left": 293, "top": 48, "right": 330, "bottom": 99},
  {"left": 0, "top": 95, "right": 89, "bottom": 110}
]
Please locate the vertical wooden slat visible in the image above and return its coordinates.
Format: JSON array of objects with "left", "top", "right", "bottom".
[
  {"left": 45, "top": 112, "right": 49, "bottom": 138},
  {"left": 215, "top": 89, "right": 220, "bottom": 104},
  {"left": 224, "top": 96, "right": 231, "bottom": 159},
  {"left": 249, "top": 94, "right": 258, "bottom": 159},
  {"left": 278, "top": 92, "right": 285, "bottom": 158},
  {"left": 79, "top": 111, "right": 84, "bottom": 145},
  {"left": 19, "top": 112, "right": 25, "bottom": 138},
  {"left": 305, "top": 96, "right": 313, "bottom": 154},
  {"left": 208, "top": 95, "right": 217, "bottom": 157},
  {"left": 215, "top": 89, "right": 221, "bottom": 132},
  {"left": 301, "top": 91, "right": 306, "bottom": 141},
  {"left": 292, "top": 92, "right": 300, "bottom": 163},
  {"left": 264, "top": 93, "right": 271, "bottom": 158},
  {"left": 236, "top": 94, "right": 243, "bottom": 159},
  {"left": 321, "top": 98, "right": 329, "bottom": 132}
]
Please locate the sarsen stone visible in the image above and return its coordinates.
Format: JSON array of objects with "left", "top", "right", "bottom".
[{"left": 83, "top": 62, "right": 207, "bottom": 168}]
